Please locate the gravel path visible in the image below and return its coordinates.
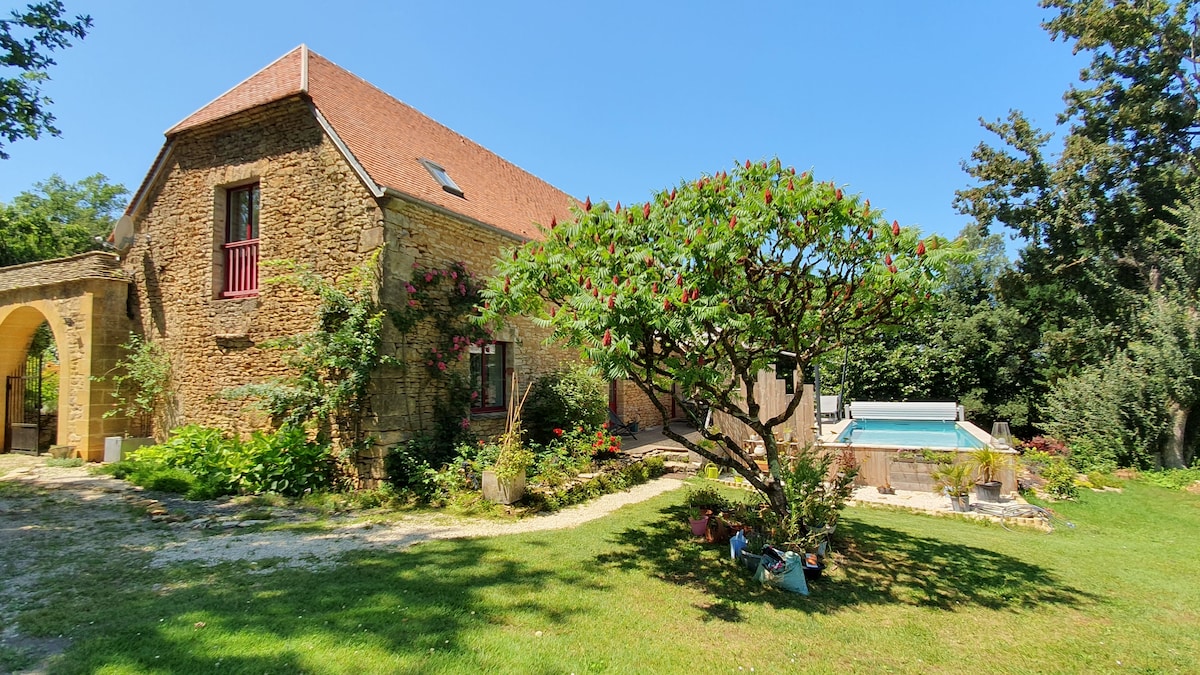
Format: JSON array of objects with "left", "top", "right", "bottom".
[
  {"left": 153, "top": 478, "right": 682, "bottom": 569},
  {"left": 0, "top": 455, "right": 683, "bottom": 571}
]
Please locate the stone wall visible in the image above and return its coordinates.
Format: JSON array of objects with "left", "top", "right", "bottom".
[
  {"left": 353, "top": 197, "right": 580, "bottom": 481},
  {"left": 123, "top": 97, "right": 384, "bottom": 437},
  {"left": 610, "top": 380, "right": 677, "bottom": 429},
  {"left": 0, "top": 251, "right": 125, "bottom": 292},
  {"left": 0, "top": 272, "right": 132, "bottom": 460}
]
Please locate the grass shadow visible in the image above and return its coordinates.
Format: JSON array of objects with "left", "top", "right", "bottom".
[
  {"left": 31, "top": 540, "right": 581, "bottom": 673},
  {"left": 594, "top": 502, "right": 1099, "bottom": 615}
]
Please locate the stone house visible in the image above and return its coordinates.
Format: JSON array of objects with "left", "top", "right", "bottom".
[{"left": 103, "top": 45, "right": 668, "bottom": 478}]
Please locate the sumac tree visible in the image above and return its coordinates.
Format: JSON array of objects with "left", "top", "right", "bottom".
[{"left": 480, "top": 158, "right": 963, "bottom": 520}]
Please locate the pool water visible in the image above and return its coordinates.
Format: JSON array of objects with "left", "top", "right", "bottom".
[{"left": 835, "top": 419, "right": 985, "bottom": 449}]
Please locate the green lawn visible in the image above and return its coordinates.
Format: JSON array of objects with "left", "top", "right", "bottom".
[{"left": 5, "top": 479, "right": 1199, "bottom": 674}]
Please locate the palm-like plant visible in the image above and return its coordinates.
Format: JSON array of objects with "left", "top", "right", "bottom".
[
  {"left": 970, "top": 447, "right": 1006, "bottom": 485},
  {"left": 930, "top": 462, "right": 973, "bottom": 498}
]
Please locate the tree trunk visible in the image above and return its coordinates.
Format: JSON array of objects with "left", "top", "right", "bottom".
[{"left": 1163, "top": 400, "right": 1189, "bottom": 469}]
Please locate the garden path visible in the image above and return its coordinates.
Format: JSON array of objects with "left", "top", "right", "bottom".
[{"left": 0, "top": 455, "right": 684, "bottom": 570}]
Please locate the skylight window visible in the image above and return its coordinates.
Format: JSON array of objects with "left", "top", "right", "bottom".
[{"left": 419, "top": 158, "right": 464, "bottom": 197}]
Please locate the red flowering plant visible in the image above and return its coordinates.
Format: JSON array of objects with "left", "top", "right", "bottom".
[
  {"left": 591, "top": 427, "right": 622, "bottom": 460},
  {"left": 481, "top": 157, "right": 967, "bottom": 533},
  {"left": 530, "top": 424, "right": 610, "bottom": 486}
]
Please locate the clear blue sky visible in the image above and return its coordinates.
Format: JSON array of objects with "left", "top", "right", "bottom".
[{"left": 0, "top": 1, "right": 1083, "bottom": 248}]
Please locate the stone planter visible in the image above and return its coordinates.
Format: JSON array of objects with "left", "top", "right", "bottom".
[
  {"left": 949, "top": 493, "right": 971, "bottom": 512},
  {"left": 482, "top": 469, "right": 525, "bottom": 505},
  {"left": 104, "top": 436, "right": 154, "bottom": 463}
]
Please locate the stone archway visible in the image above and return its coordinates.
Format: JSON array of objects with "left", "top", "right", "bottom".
[{"left": 0, "top": 252, "right": 133, "bottom": 460}]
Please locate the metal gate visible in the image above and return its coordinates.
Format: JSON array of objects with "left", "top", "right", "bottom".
[{"left": 4, "top": 353, "right": 42, "bottom": 454}]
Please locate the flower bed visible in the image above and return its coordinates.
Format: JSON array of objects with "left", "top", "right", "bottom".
[{"left": 526, "top": 454, "right": 666, "bottom": 511}]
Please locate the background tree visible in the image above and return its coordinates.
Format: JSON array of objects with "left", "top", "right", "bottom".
[
  {"left": 833, "top": 226, "right": 1040, "bottom": 434},
  {"left": 954, "top": 0, "right": 1200, "bottom": 465},
  {"left": 0, "top": 172, "right": 127, "bottom": 266},
  {"left": 481, "top": 158, "right": 963, "bottom": 521},
  {"left": 0, "top": 1, "right": 91, "bottom": 159}
]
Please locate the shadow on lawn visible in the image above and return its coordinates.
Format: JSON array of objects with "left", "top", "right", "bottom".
[
  {"left": 40, "top": 540, "right": 582, "bottom": 673},
  {"left": 594, "top": 503, "right": 1099, "bottom": 618}
]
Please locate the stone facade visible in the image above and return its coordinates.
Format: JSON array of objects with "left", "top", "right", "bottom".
[
  {"left": 123, "top": 97, "right": 579, "bottom": 482},
  {"left": 610, "top": 380, "right": 676, "bottom": 429},
  {"left": 350, "top": 197, "right": 577, "bottom": 481},
  {"left": 123, "top": 97, "right": 384, "bottom": 437}
]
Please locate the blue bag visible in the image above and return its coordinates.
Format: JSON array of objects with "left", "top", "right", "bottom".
[{"left": 729, "top": 530, "right": 747, "bottom": 560}]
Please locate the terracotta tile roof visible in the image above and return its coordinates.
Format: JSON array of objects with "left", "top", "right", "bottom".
[
  {"left": 163, "top": 45, "right": 574, "bottom": 240},
  {"left": 167, "top": 48, "right": 306, "bottom": 135}
]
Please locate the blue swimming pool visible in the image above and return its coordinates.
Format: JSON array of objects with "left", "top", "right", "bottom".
[{"left": 835, "top": 419, "right": 985, "bottom": 449}]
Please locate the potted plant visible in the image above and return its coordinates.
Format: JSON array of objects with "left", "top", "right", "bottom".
[
  {"left": 688, "top": 508, "right": 710, "bottom": 536},
  {"left": 931, "top": 462, "right": 973, "bottom": 512},
  {"left": 482, "top": 375, "right": 533, "bottom": 505},
  {"left": 970, "top": 447, "right": 1006, "bottom": 503}
]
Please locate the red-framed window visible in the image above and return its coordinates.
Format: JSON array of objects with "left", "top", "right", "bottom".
[
  {"left": 470, "top": 341, "right": 509, "bottom": 413},
  {"left": 222, "top": 183, "right": 260, "bottom": 298}
]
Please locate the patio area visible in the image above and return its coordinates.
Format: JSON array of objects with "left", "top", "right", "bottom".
[{"left": 618, "top": 422, "right": 706, "bottom": 457}]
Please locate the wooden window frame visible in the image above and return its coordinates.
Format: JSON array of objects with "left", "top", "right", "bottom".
[
  {"left": 470, "top": 341, "right": 509, "bottom": 413},
  {"left": 221, "top": 183, "right": 260, "bottom": 298}
]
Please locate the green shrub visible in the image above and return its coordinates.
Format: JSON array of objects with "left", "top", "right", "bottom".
[
  {"left": 1042, "top": 356, "right": 1161, "bottom": 470},
  {"left": 97, "top": 332, "right": 174, "bottom": 439},
  {"left": 127, "top": 424, "right": 332, "bottom": 498},
  {"left": 643, "top": 455, "right": 666, "bottom": 477},
  {"left": 1041, "top": 458, "right": 1079, "bottom": 500},
  {"left": 1141, "top": 467, "right": 1200, "bottom": 490},
  {"left": 133, "top": 466, "right": 197, "bottom": 494},
  {"left": 685, "top": 485, "right": 729, "bottom": 512},
  {"left": 44, "top": 457, "right": 83, "bottom": 468},
  {"left": 1084, "top": 471, "right": 1123, "bottom": 490},
  {"left": 97, "top": 460, "right": 138, "bottom": 480},
  {"left": 523, "top": 366, "right": 608, "bottom": 446},
  {"left": 779, "top": 447, "right": 859, "bottom": 551},
  {"left": 528, "top": 457, "right": 665, "bottom": 512}
]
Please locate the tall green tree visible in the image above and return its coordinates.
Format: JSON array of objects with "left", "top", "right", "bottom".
[
  {"left": 481, "top": 158, "right": 963, "bottom": 521},
  {"left": 1046, "top": 195, "right": 1200, "bottom": 469},
  {"left": 836, "top": 226, "right": 1039, "bottom": 433},
  {"left": 956, "top": 0, "right": 1200, "bottom": 367},
  {"left": 0, "top": 1, "right": 91, "bottom": 159},
  {"left": 0, "top": 172, "right": 127, "bottom": 266}
]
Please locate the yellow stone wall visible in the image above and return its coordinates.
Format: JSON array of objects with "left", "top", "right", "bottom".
[
  {"left": 351, "top": 197, "right": 580, "bottom": 481},
  {"left": 122, "top": 98, "right": 384, "bottom": 438},
  {"left": 0, "top": 253, "right": 133, "bottom": 459},
  {"left": 122, "top": 99, "right": 580, "bottom": 482}
]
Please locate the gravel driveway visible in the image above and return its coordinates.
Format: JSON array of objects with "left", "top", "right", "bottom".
[{"left": 0, "top": 455, "right": 683, "bottom": 570}]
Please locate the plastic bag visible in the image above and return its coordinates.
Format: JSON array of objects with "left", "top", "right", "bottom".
[
  {"left": 729, "top": 530, "right": 747, "bottom": 560},
  {"left": 754, "top": 548, "right": 809, "bottom": 595}
]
